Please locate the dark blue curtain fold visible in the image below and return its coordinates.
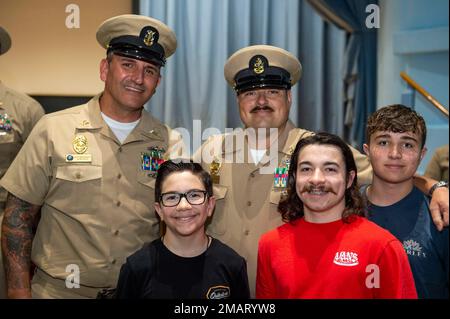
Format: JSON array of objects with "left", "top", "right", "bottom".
[{"left": 319, "top": 0, "right": 378, "bottom": 149}]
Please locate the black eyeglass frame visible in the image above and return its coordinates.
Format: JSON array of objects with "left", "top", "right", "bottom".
[{"left": 159, "top": 190, "right": 208, "bottom": 207}]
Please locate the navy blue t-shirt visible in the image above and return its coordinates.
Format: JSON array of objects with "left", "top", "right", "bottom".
[{"left": 363, "top": 186, "right": 449, "bottom": 299}]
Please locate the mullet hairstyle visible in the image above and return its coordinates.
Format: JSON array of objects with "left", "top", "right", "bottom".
[{"left": 278, "top": 132, "right": 366, "bottom": 223}]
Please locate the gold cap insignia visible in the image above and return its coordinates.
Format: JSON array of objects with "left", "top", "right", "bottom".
[
  {"left": 143, "top": 30, "right": 155, "bottom": 47},
  {"left": 73, "top": 135, "right": 88, "bottom": 154},
  {"left": 253, "top": 57, "right": 265, "bottom": 74}
]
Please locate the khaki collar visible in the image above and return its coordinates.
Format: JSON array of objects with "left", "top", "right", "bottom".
[{"left": 76, "top": 93, "right": 165, "bottom": 143}]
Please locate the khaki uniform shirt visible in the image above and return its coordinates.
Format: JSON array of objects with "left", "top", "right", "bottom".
[
  {"left": 0, "top": 94, "right": 183, "bottom": 296},
  {"left": 0, "top": 82, "right": 44, "bottom": 205},
  {"left": 195, "top": 121, "right": 372, "bottom": 296},
  {"left": 424, "top": 144, "right": 449, "bottom": 182}
]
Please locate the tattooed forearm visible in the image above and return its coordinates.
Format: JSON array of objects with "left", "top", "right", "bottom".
[{"left": 1, "top": 193, "right": 41, "bottom": 296}]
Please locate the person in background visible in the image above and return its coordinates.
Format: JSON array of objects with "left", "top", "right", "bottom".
[
  {"left": 116, "top": 160, "right": 250, "bottom": 299},
  {"left": 362, "top": 105, "right": 448, "bottom": 298},
  {"left": 424, "top": 144, "right": 448, "bottom": 182},
  {"left": 256, "top": 132, "right": 417, "bottom": 299},
  {"left": 0, "top": 25, "right": 45, "bottom": 299}
]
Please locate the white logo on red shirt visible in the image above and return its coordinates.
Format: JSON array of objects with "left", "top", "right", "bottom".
[{"left": 333, "top": 251, "right": 359, "bottom": 266}]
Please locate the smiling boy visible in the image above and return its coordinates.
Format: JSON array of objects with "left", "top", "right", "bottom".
[{"left": 363, "top": 104, "right": 449, "bottom": 299}]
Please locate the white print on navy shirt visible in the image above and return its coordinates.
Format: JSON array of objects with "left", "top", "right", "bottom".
[
  {"left": 403, "top": 239, "right": 427, "bottom": 258},
  {"left": 333, "top": 251, "right": 359, "bottom": 266}
]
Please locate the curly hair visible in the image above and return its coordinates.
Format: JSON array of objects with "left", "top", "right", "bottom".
[
  {"left": 366, "top": 104, "right": 427, "bottom": 149},
  {"left": 278, "top": 132, "right": 366, "bottom": 223}
]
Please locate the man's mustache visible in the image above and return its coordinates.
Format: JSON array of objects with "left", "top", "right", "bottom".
[
  {"left": 301, "top": 184, "right": 337, "bottom": 195},
  {"left": 250, "top": 105, "right": 274, "bottom": 113}
]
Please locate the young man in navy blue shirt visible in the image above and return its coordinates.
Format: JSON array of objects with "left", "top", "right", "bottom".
[{"left": 362, "top": 104, "right": 448, "bottom": 299}]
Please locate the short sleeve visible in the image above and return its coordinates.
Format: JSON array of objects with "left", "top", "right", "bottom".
[{"left": 375, "top": 240, "right": 418, "bottom": 299}]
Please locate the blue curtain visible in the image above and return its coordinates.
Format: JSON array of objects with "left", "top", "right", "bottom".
[
  {"left": 308, "top": 0, "right": 378, "bottom": 149},
  {"left": 139, "top": 0, "right": 346, "bottom": 152}
]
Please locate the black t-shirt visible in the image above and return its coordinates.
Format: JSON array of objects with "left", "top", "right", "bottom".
[{"left": 115, "top": 238, "right": 250, "bottom": 299}]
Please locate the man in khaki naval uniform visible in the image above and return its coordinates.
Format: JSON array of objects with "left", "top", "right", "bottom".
[
  {"left": 0, "top": 15, "right": 182, "bottom": 298},
  {"left": 0, "top": 26, "right": 45, "bottom": 299},
  {"left": 195, "top": 45, "right": 449, "bottom": 296},
  {"left": 425, "top": 144, "right": 449, "bottom": 182}
]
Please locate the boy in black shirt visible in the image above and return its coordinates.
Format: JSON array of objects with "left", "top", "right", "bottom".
[{"left": 116, "top": 160, "right": 250, "bottom": 299}]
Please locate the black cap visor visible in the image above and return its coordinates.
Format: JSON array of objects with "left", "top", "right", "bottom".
[
  {"left": 234, "top": 67, "right": 291, "bottom": 94},
  {"left": 107, "top": 35, "right": 166, "bottom": 66}
]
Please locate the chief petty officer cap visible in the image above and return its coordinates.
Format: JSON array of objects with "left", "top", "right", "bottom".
[
  {"left": 224, "top": 45, "right": 302, "bottom": 95},
  {"left": 96, "top": 14, "right": 177, "bottom": 67},
  {"left": 0, "top": 26, "right": 12, "bottom": 55}
]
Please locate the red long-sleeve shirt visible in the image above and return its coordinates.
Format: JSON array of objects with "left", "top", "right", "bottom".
[{"left": 256, "top": 216, "right": 417, "bottom": 299}]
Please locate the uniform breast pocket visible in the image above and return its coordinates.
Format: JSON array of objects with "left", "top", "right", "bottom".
[
  {"left": 269, "top": 189, "right": 282, "bottom": 206},
  {"left": 135, "top": 171, "right": 157, "bottom": 213},
  {"left": 135, "top": 171, "right": 159, "bottom": 237},
  {"left": 269, "top": 188, "right": 287, "bottom": 224},
  {"left": 48, "top": 165, "right": 102, "bottom": 214},
  {"left": 0, "top": 132, "right": 20, "bottom": 164},
  {"left": 0, "top": 132, "right": 14, "bottom": 144},
  {"left": 206, "top": 184, "right": 228, "bottom": 236}
]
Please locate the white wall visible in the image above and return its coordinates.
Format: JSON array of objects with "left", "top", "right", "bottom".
[{"left": 377, "top": 0, "right": 449, "bottom": 174}]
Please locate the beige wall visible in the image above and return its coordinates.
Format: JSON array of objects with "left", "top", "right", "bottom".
[{"left": 0, "top": 0, "right": 132, "bottom": 96}]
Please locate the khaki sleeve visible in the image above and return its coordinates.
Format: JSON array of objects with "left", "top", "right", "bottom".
[
  {"left": 0, "top": 116, "right": 51, "bottom": 205},
  {"left": 22, "top": 99, "right": 45, "bottom": 141},
  {"left": 424, "top": 150, "right": 443, "bottom": 181},
  {"left": 348, "top": 145, "right": 373, "bottom": 186}
]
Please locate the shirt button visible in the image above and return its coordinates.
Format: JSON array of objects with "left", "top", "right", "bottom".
[
  {"left": 247, "top": 201, "right": 252, "bottom": 206},
  {"left": 114, "top": 230, "right": 119, "bottom": 236},
  {"left": 117, "top": 173, "right": 122, "bottom": 179},
  {"left": 75, "top": 173, "right": 82, "bottom": 179},
  {"left": 118, "top": 147, "right": 122, "bottom": 153},
  {"left": 111, "top": 259, "right": 116, "bottom": 265},
  {"left": 116, "top": 201, "right": 121, "bottom": 207},
  {"left": 244, "top": 230, "right": 250, "bottom": 236},
  {"left": 250, "top": 172, "right": 255, "bottom": 178}
]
